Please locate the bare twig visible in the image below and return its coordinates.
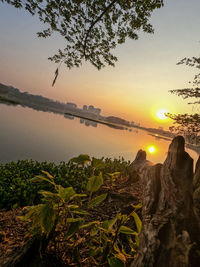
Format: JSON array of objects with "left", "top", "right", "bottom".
[{"left": 52, "top": 68, "right": 59, "bottom": 87}]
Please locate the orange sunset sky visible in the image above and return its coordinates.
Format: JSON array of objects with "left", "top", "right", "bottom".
[{"left": 0, "top": 0, "right": 200, "bottom": 129}]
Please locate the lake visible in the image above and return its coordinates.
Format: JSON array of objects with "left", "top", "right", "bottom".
[{"left": 0, "top": 104, "right": 199, "bottom": 165}]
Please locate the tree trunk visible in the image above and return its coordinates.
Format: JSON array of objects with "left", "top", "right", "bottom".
[
  {"left": 193, "top": 156, "right": 200, "bottom": 218},
  {"left": 130, "top": 136, "right": 200, "bottom": 267}
]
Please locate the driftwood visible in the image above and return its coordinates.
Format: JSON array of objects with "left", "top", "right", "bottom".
[{"left": 130, "top": 136, "right": 200, "bottom": 267}]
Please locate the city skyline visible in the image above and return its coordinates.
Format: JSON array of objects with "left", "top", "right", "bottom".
[{"left": 0, "top": 0, "right": 200, "bottom": 128}]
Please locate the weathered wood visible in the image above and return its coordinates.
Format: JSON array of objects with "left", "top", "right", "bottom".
[
  {"left": 130, "top": 136, "right": 200, "bottom": 267},
  {"left": 1, "top": 237, "right": 40, "bottom": 267},
  {"left": 194, "top": 156, "right": 200, "bottom": 217}
]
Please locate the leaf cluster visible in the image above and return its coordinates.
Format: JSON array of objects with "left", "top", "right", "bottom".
[
  {"left": 168, "top": 53, "right": 200, "bottom": 141},
  {"left": 1, "top": 0, "right": 163, "bottom": 70},
  {"left": 20, "top": 170, "right": 142, "bottom": 266},
  {"left": 0, "top": 155, "right": 130, "bottom": 209},
  {"left": 168, "top": 113, "right": 200, "bottom": 145}
]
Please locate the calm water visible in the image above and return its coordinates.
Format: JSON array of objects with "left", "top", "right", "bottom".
[{"left": 0, "top": 104, "right": 198, "bottom": 165}]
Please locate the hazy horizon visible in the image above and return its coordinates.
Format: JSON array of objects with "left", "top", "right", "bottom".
[{"left": 1, "top": 0, "right": 200, "bottom": 129}]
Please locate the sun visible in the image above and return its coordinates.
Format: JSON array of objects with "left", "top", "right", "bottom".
[
  {"left": 148, "top": 145, "right": 156, "bottom": 154},
  {"left": 156, "top": 109, "right": 168, "bottom": 120}
]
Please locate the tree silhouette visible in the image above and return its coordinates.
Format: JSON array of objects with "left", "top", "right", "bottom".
[
  {"left": 168, "top": 55, "right": 200, "bottom": 144},
  {"left": 1, "top": 0, "right": 163, "bottom": 70}
]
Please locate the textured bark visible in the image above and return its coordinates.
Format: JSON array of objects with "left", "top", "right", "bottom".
[
  {"left": 1, "top": 237, "right": 39, "bottom": 267},
  {"left": 193, "top": 156, "right": 200, "bottom": 217},
  {"left": 130, "top": 136, "right": 200, "bottom": 267}
]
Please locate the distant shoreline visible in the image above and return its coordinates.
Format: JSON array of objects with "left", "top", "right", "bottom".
[
  {"left": 65, "top": 112, "right": 200, "bottom": 154},
  {"left": 1, "top": 82, "right": 200, "bottom": 155},
  {"left": 0, "top": 95, "right": 19, "bottom": 105},
  {"left": 64, "top": 112, "right": 126, "bottom": 130}
]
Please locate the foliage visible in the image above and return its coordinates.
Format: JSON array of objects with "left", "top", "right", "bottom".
[
  {"left": 1, "top": 0, "right": 163, "bottom": 72},
  {"left": 168, "top": 54, "right": 200, "bottom": 144},
  {"left": 168, "top": 113, "right": 200, "bottom": 144},
  {"left": 70, "top": 154, "right": 91, "bottom": 166},
  {"left": 0, "top": 159, "right": 88, "bottom": 209},
  {"left": 20, "top": 170, "right": 142, "bottom": 266},
  {"left": 0, "top": 156, "right": 130, "bottom": 210},
  {"left": 20, "top": 173, "right": 88, "bottom": 237},
  {"left": 92, "top": 156, "right": 131, "bottom": 177}
]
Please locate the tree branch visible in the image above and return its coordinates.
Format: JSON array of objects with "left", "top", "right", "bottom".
[{"left": 83, "top": 0, "right": 118, "bottom": 57}]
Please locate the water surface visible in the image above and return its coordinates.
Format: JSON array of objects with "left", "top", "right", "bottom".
[{"left": 0, "top": 105, "right": 198, "bottom": 165}]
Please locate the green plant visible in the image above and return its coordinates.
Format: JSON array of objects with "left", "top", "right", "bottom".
[
  {"left": 0, "top": 159, "right": 88, "bottom": 209},
  {"left": 106, "top": 172, "right": 121, "bottom": 189},
  {"left": 20, "top": 169, "right": 142, "bottom": 266},
  {"left": 0, "top": 155, "right": 131, "bottom": 210},
  {"left": 20, "top": 170, "right": 106, "bottom": 252},
  {"left": 85, "top": 203, "right": 142, "bottom": 266}
]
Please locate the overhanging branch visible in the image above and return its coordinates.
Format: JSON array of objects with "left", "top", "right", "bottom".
[{"left": 83, "top": 0, "right": 118, "bottom": 57}]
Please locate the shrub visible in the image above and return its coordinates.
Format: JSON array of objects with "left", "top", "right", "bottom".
[{"left": 0, "top": 156, "right": 130, "bottom": 210}]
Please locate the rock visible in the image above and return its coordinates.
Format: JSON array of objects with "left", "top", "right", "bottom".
[
  {"left": 129, "top": 149, "right": 154, "bottom": 183},
  {"left": 194, "top": 156, "right": 200, "bottom": 217},
  {"left": 131, "top": 136, "right": 200, "bottom": 267}
]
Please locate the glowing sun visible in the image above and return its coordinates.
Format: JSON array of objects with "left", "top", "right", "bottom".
[
  {"left": 156, "top": 109, "right": 168, "bottom": 120},
  {"left": 148, "top": 146, "right": 156, "bottom": 154}
]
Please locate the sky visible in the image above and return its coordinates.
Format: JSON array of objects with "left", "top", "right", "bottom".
[{"left": 0, "top": 0, "right": 200, "bottom": 128}]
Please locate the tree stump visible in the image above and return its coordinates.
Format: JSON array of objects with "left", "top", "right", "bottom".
[
  {"left": 193, "top": 156, "right": 200, "bottom": 218},
  {"left": 130, "top": 136, "right": 200, "bottom": 267}
]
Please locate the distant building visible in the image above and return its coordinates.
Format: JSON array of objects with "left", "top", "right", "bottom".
[
  {"left": 83, "top": 105, "right": 87, "bottom": 111},
  {"left": 106, "top": 116, "right": 130, "bottom": 126},
  {"left": 66, "top": 102, "right": 77, "bottom": 109},
  {"left": 82, "top": 105, "right": 101, "bottom": 116},
  {"left": 88, "top": 105, "right": 101, "bottom": 115}
]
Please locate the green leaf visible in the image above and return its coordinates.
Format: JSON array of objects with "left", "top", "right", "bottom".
[
  {"left": 102, "top": 216, "right": 118, "bottom": 231},
  {"left": 89, "top": 247, "right": 101, "bottom": 257},
  {"left": 67, "top": 205, "right": 79, "bottom": 210},
  {"left": 80, "top": 221, "right": 100, "bottom": 229},
  {"left": 88, "top": 193, "right": 107, "bottom": 207},
  {"left": 86, "top": 172, "right": 103, "bottom": 192},
  {"left": 108, "top": 256, "right": 124, "bottom": 267},
  {"left": 121, "top": 214, "right": 128, "bottom": 223},
  {"left": 70, "top": 154, "right": 91, "bottom": 165},
  {"left": 71, "top": 208, "right": 89, "bottom": 215},
  {"left": 90, "top": 227, "right": 99, "bottom": 236},
  {"left": 107, "top": 172, "right": 120, "bottom": 177},
  {"left": 41, "top": 170, "right": 53, "bottom": 179},
  {"left": 131, "top": 211, "right": 142, "bottom": 233},
  {"left": 58, "top": 186, "right": 75, "bottom": 202},
  {"left": 39, "top": 190, "right": 58, "bottom": 201},
  {"left": 131, "top": 203, "right": 142, "bottom": 210},
  {"left": 119, "top": 226, "right": 137, "bottom": 235},
  {"left": 66, "top": 221, "right": 80, "bottom": 237},
  {"left": 66, "top": 218, "right": 84, "bottom": 223},
  {"left": 31, "top": 175, "right": 54, "bottom": 185},
  {"left": 40, "top": 204, "right": 56, "bottom": 237},
  {"left": 91, "top": 157, "right": 105, "bottom": 169},
  {"left": 71, "top": 193, "right": 87, "bottom": 199}
]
